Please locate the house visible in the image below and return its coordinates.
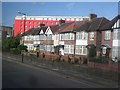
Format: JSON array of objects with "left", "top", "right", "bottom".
[
  {"left": 2, "top": 26, "right": 13, "bottom": 39},
  {"left": 22, "top": 28, "right": 41, "bottom": 51},
  {"left": 58, "top": 21, "right": 87, "bottom": 56},
  {"left": 75, "top": 16, "right": 110, "bottom": 58},
  {"left": 100, "top": 15, "right": 120, "bottom": 61}
]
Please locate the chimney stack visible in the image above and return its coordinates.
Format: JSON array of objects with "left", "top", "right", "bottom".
[{"left": 89, "top": 14, "right": 97, "bottom": 21}]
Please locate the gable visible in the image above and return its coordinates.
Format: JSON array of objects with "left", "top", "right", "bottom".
[
  {"left": 112, "top": 19, "right": 120, "bottom": 29},
  {"left": 45, "top": 26, "right": 53, "bottom": 34},
  {"left": 40, "top": 29, "right": 44, "bottom": 34}
]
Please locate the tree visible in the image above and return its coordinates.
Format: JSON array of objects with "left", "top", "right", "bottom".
[{"left": 40, "top": 23, "right": 45, "bottom": 27}]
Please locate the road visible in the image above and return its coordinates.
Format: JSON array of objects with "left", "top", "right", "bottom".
[{"left": 2, "top": 57, "right": 119, "bottom": 88}]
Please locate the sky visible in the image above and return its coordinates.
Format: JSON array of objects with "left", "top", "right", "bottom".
[{"left": 2, "top": 2, "right": 118, "bottom": 27}]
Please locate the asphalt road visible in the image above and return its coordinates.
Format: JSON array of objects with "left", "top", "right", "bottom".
[
  {"left": 2, "top": 59, "right": 90, "bottom": 88},
  {"left": 2, "top": 57, "right": 119, "bottom": 88}
]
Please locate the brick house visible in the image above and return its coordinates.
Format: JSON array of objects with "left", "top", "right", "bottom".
[
  {"left": 23, "top": 28, "right": 41, "bottom": 51},
  {"left": 100, "top": 15, "right": 120, "bottom": 61},
  {"left": 75, "top": 17, "right": 110, "bottom": 57}
]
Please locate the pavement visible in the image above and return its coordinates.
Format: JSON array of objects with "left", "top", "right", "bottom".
[{"left": 2, "top": 52, "right": 119, "bottom": 88}]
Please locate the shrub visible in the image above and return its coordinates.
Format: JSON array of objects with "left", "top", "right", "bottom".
[
  {"left": 91, "top": 56, "right": 109, "bottom": 64},
  {"left": 17, "top": 45, "right": 28, "bottom": 52},
  {"left": 30, "top": 50, "right": 40, "bottom": 53},
  {"left": 83, "top": 57, "right": 88, "bottom": 64},
  {"left": 74, "top": 58, "right": 78, "bottom": 63},
  {"left": 68, "top": 56, "right": 71, "bottom": 63},
  {"left": 10, "top": 48, "right": 20, "bottom": 54}
]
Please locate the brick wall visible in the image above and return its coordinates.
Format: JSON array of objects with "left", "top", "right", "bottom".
[{"left": 88, "top": 61, "right": 120, "bottom": 73}]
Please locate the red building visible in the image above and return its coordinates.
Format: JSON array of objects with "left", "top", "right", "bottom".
[{"left": 14, "top": 15, "right": 89, "bottom": 37}]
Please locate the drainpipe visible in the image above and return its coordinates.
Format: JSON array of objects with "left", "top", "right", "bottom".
[{"left": 73, "top": 31, "right": 76, "bottom": 62}]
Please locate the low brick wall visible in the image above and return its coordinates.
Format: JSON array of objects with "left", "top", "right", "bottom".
[{"left": 88, "top": 62, "right": 120, "bottom": 73}]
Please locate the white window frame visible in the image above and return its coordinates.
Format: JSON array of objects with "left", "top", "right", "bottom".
[
  {"left": 75, "top": 45, "right": 87, "bottom": 55},
  {"left": 89, "top": 32, "right": 94, "bottom": 41},
  {"left": 105, "top": 31, "right": 111, "bottom": 40}
]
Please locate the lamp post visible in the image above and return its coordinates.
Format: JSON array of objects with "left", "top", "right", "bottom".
[{"left": 18, "top": 11, "right": 26, "bottom": 63}]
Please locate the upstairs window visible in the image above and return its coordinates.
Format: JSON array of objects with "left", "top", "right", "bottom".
[
  {"left": 89, "top": 32, "right": 94, "bottom": 41},
  {"left": 105, "top": 31, "right": 111, "bottom": 40}
]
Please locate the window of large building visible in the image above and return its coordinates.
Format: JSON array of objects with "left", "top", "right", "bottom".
[
  {"left": 89, "top": 32, "right": 94, "bottom": 40},
  {"left": 105, "top": 31, "right": 111, "bottom": 40}
]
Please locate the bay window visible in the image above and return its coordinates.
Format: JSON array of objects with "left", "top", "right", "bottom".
[{"left": 75, "top": 45, "right": 87, "bottom": 55}]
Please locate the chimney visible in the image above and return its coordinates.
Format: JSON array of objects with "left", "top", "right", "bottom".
[{"left": 89, "top": 14, "right": 97, "bottom": 21}]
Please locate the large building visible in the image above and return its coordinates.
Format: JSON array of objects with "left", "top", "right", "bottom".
[
  {"left": 2, "top": 26, "right": 13, "bottom": 39},
  {"left": 14, "top": 14, "right": 93, "bottom": 37}
]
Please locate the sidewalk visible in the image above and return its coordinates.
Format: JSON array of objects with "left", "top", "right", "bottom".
[{"left": 2, "top": 52, "right": 119, "bottom": 88}]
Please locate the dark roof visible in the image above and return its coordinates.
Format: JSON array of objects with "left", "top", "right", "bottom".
[
  {"left": 60, "top": 21, "right": 86, "bottom": 33},
  {"left": 49, "top": 24, "right": 60, "bottom": 33},
  {"left": 23, "top": 28, "right": 40, "bottom": 36},
  {"left": 75, "top": 17, "right": 110, "bottom": 32},
  {"left": 49, "top": 22, "right": 74, "bottom": 34},
  {"left": 100, "top": 15, "right": 120, "bottom": 30}
]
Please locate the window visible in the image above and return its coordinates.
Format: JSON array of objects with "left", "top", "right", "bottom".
[
  {"left": 47, "top": 34, "right": 52, "bottom": 40},
  {"left": 39, "top": 45, "right": 45, "bottom": 50},
  {"left": 70, "top": 33, "right": 74, "bottom": 40},
  {"left": 46, "top": 45, "right": 54, "bottom": 51},
  {"left": 64, "top": 45, "right": 74, "bottom": 54},
  {"left": 33, "top": 35, "right": 40, "bottom": 40},
  {"left": 56, "top": 34, "right": 59, "bottom": 40},
  {"left": 76, "top": 32, "right": 88, "bottom": 40},
  {"left": 105, "top": 31, "right": 111, "bottom": 40},
  {"left": 75, "top": 45, "right": 87, "bottom": 55},
  {"left": 40, "top": 35, "right": 45, "bottom": 40},
  {"left": 34, "top": 22, "right": 36, "bottom": 24},
  {"left": 89, "top": 32, "right": 94, "bottom": 40}
]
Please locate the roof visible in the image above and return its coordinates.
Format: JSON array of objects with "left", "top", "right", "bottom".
[
  {"left": 49, "top": 22, "right": 74, "bottom": 34},
  {"left": 75, "top": 17, "right": 110, "bottom": 32},
  {"left": 60, "top": 21, "right": 86, "bottom": 33},
  {"left": 101, "top": 44, "right": 111, "bottom": 49},
  {"left": 23, "top": 28, "right": 40, "bottom": 36},
  {"left": 49, "top": 24, "right": 60, "bottom": 33},
  {"left": 40, "top": 26, "right": 48, "bottom": 33},
  {"left": 101, "top": 15, "right": 120, "bottom": 30}
]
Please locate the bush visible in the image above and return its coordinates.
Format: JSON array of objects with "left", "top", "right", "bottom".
[
  {"left": 74, "top": 58, "right": 78, "bottom": 63},
  {"left": 30, "top": 50, "right": 40, "bottom": 53},
  {"left": 91, "top": 57, "right": 109, "bottom": 64},
  {"left": 83, "top": 57, "right": 88, "bottom": 64},
  {"left": 68, "top": 56, "right": 72, "bottom": 63},
  {"left": 10, "top": 48, "right": 20, "bottom": 54},
  {"left": 17, "top": 45, "right": 28, "bottom": 52}
]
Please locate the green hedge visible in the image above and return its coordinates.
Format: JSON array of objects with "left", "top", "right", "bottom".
[
  {"left": 10, "top": 48, "right": 21, "bottom": 54},
  {"left": 90, "top": 57, "right": 109, "bottom": 64}
]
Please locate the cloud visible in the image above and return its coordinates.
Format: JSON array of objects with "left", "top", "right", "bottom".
[{"left": 66, "top": 3, "right": 75, "bottom": 10}]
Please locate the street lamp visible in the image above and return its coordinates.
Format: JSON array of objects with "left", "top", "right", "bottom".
[
  {"left": 18, "top": 11, "right": 26, "bottom": 44},
  {"left": 18, "top": 11, "right": 26, "bottom": 63}
]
